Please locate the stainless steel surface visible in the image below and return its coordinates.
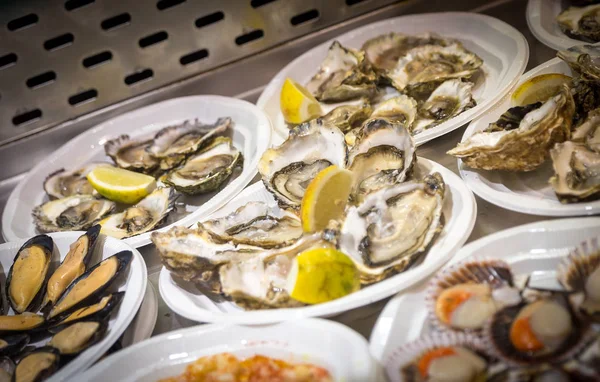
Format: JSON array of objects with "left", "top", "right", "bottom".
[{"left": 0, "top": 0, "right": 563, "bottom": 342}]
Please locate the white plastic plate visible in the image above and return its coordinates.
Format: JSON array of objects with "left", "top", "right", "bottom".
[
  {"left": 2, "top": 96, "right": 272, "bottom": 248},
  {"left": 121, "top": 281, "right": 158, "bottom": 347},
  {"left": 0, "top": 231, "right": 147, "bottom": 382},
  {"left": 458, "top": 58, "right": 600, "bottom": 216},
  {"left": 369, "top": 217, "right": 600, "bottom": 382},
  {"left": 257, "top": 12, "right": 528, "bottom": 145},
  {"left": 527, "top": 0, "right": 589, "bottom": 51},
  {"left": 159, "top": 157, "right": 477, "bottom": 325},
  {"left": 79, "top": 319, "right": 377, "bottom": 382}
]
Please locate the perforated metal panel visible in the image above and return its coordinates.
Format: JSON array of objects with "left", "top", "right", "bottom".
[{"left": 0, "top": 0, "right": 400, "bottom": 146}]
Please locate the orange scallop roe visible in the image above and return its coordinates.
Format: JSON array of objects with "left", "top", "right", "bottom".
[
  {"left": 417, "top": 347, "right": 457, "bottom": 377},
  {"left": 436, "top": 288, "right": 474, "bottom": 324},
  {"left": 510, "top": 317, "right": 544, "bottom": 352}
]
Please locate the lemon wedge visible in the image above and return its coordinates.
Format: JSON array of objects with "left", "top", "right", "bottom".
[
  {"left": 280, "top": 78, "right": 323, "bottom": 124},
  {"left": 511, "top": 73, "right": 572, "bottom": 106},
  {"left": 300, "top": 165, "right": 353, "bottom": 233},
  {"left": 287, "top": 247, "right": 360, "bottom": 304},
  {"left": 87, "top": 166, "right": 156, "bottom": 204}
]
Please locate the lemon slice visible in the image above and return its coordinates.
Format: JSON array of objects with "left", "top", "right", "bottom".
[
  {"left": 511, "top": 73, "right": 572, "bottom": 106},
  {"left": 280, "top": 78, "right": 323, "bottom": 124},
  {"left": 300, "top": 165, "right": 353, "bottom": 233},
  {"left": 287, "top": 247, "right": 360, "bottom": 304},
  {"left": 87, "top": 166, "right": 156, "bottom": 204}
]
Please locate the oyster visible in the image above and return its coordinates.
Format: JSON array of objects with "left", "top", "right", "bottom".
[
  {"left": 370, "top": 95, "right": 418, "bottom": 128},
  {"left": 199, "top": 202, "right": 303, "bottom": 248},
  {"left": 41, "top": 225, "right": 100, "bottom": 313},
  {"left": 47, "top": 251, "right": 132, "bottom": 320},
  {"left": 448, "top": 85, "right": 575, "bottom": 171},
  {"left": 557, "top": 4, "right": 600, "bottom": 42},
  {"left": 14, "top": 347, "right": 60, "bottom": 382},
  {"left": 99, "top": 187, "right": 177, "bottom": 239},
  {"left": 550, "top": 141, "right": 600, "bottom": 202},
  {"left": 558, "top": 45, "right": 600, "bottom": 123},
  {"left": 43, "top": 163, "right": 112, "bottom": 199},
  {"left": 258, "top": 120, "right": 347, "bottom": 209},
  {"left": 162, "top": 137, "right": 242, "bottom": 195},
  {"left": 152, "top": 226, "right": 260, "bottom": 292},
  {"left": 48, "top": 320, "right": 107, "bottom": 356},
  {"left": 0, "top": 334, "right": 29, "bottom": 357},
  {"left": 0, "top": 314, "right": 45, "bottom": 334},
  {"left": 386, "top": 44, "right": 483, "bottom": 92},
  {"left": 572, "top": 107, "right": 600, "bottom": 152},
  {"left": 147, "top": 117, "right": 232, "bottom": 170},
  {"left": 32, "top": 195, "right": 116, "bottom": 233},
  {"left": 104, "top": 135, "right": 159, "bottom": 174},
  {"left": 412, "top": 79, "right": 476, "bottom": 134},
  {"left": 361, "top": 32, "right": 459, "bottom": 71},
  {"left": 347, "top": 118, "right": 416, "bottom": 199},
  {"left": 49, "top": 292, "right": 124, "bottom": 331},
  {"left": 336, "top": 173, "right": 445, "bottom": 284},
  {"left": 319, "top": 104, "right": 372, "bottom": 133},
  {"left": 6, "top": 235, "right": 53, "bottom": 314},
  {"left": 305, "top": 41, "right": 378, "bottom": 103}
]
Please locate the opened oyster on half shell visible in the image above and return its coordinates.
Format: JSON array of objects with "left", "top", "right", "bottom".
[
  {"left": 558, "top": 4, "right": 600, "bottom": 43},
  {"left": 318, "top": 103, "right": 373, "bottom": 133},
  {"left": 44, "top": 163, "right": 113, "bottom": 199},
  {"left": 370, "top": 95, "right": 418, "bottom": 128},
  {"left": 305, "top": 41, "right": 378, "bottom": 103},
  {"left": 448, "top": 85, "right": 576, "bottom": 171},
  {"left": 33, "top": 195, "right": 116, "bottom": 233},
  {"left": 104, "top": 135, "right": 159, "bottom": 174}
]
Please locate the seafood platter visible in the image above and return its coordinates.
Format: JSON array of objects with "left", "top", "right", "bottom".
[
  {"left": 452, "top": 45, "right": 600, "bottom": 215},
  {"left": 528, "top": 0, "right": 600, "bottom": 50}
]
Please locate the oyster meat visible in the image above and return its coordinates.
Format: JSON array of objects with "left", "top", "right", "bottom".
[
  {"left": 336, "top": 173, "right": 445, "bottom": 284},
  {"left": 33, "top": 195, "right": 116, "bottom": 233},
  {"left": 572, "top": 107, "right": 600, "bottom": 152},
  {"left": 199, "top": 201, "right": 303, "bottom": 248},
  {"left": 147, "top": 117, "right": 232, "bottom": 170},
  {"left": 104, "top": 135, "right": 159, "bottom": 174},
  {"left": 99, "top": 187, "right": 177, "bottom": 239},
  {"left": 412, "top": 79, "right": 476, "bottom": 134},
  {"left": 162, "top": 137, "right": 242, "bottom": 195},
  {"left": 43, "top": 163, "right": 113, "bottom": 199},
  {"left": 370, "top": 95, "right": 418, "bottom": 128},
  {"left": 557, "top": 4, "right": 600, "bottom": 42},
  {"left": 448, "top": 85, "right": 575, "bottom": 171},
  {"left": 319, "top": 104, "right": 372, "bottom": 133},
  {"left": 361, "top": 32, "right": 459, "bottom": 71},
  {"left": 347, "top": 118, "right": 416, "bottom": 199},
  {"left": 305, "top": 41, "right": 378, "bottom": 103},
  {"left": 550, "top": 141, "right": 600, "bottom": 202},
  {"left": 386, "top": 44, "right": 483, "bottom": 92},
  {"left": 258, "top": 120, "right": 347, "bottom": 209}
]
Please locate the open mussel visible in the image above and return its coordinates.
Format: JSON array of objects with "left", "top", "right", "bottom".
[
  {"left": 49, "top": 292, "right": 124, "bottom": 332},
  {"left": 41, "top": 225, "right": 100, "bottom": 314},
  {"left": 13, "top": 346, "right": 60, "bottom": 382},
  {"left": 6, "top": 235, "right": 53, "bottom": 314},
  {"left": 47, "top": 251, "right": 132, "bottom": 321},
  {"left": 0, "top": 314, "right": 44, "bottom": 335},
  {"left": 0, "top": 335, "right": 29, "bottom": 357},
  {"left": 48, "top": 320, "right": 107, "bottom": 357}
]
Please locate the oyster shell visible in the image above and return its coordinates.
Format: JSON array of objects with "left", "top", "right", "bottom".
[
  {"left": 347, "top": 118, "right": 416, "bottom": 199},
  {"left": 199, "top": 201, "right": 303, "bottom": 249},
  {"left": 14, "top": 347, "right": 60, "bottom": 382},
  {"left": 550, "top": 141, "right": 600, "bottom": 202},
  {"left": 386, "top": 44, "right": 483, "bottom": 92},
  {"left": 572, "top": 107, "right": 600, "bottom": 152},
  {"left": 48, "top": 320, "right": 107, "bottom": 356},
  {"left": 305, "top": 41, "right": 378, "bottom": 103},
  {"left": 319, "top": 104, "right": 372, "bottom": 133},
  {"left": 557, "top": 4, "right": 600, "bottom": 42},
  {"left": 47, "top": 251, "right": 132, "bottom": 320},
  {"left": 448, "top": 85, "right": 575, "bottom": 171},
  {"left": 43, "top": 163, "right": 112, "bottom": 199},
  {"left": 370, "top": 95, "right": 418, "bottom": 128},
  {"left": 558, "top": 45, "right": 600, "bottom": 123},
  {"left": 258, "top": 120, "right": 347, "bottom": 209},
  {"left": 336, "top": 173, "right": 445, "bottom": 284},
  {"left": 99, "top": 187, "right": 177, "bottom": 239},
  {"left": 104, "top": 135, "right": 159, "bottom": 174},
  {"left": 32, "top": 195, "right": 116, "bottom": 233},
  {"left": 41, "top": 225, "right": 100, "bottom": 313},
  {"left": 361, "top": 32, "right": 459, "bottom": 71},
  {"left": 147, "top": 117, "right": 232, "bottom": 170},
  {"left": 162, "top": 137, "right": 242, "bottom": 195},
  {"left": 6, "top": 235, "right": 53, "bottom": 314},
  {"left": 412, "top": 79, "right": 476, "bottom": 134}
]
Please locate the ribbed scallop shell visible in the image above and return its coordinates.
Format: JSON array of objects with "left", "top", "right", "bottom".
[{"left": 557, "top": 236, "right": 600, "bottom": 292}]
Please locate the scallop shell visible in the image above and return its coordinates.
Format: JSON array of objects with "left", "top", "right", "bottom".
[
  {"left": 387, "top": 332, "right": 488, "bottom": 382},
  {"left": 557, "top": 237, "right": 600, "bottom": 292},
  {"left": 425, "top": 258, "right": 519, "bottom": 333}
]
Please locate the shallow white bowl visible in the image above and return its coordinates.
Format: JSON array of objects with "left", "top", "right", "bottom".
[{"left": 527, "top": 0, "right": 590, "bottom": 51}]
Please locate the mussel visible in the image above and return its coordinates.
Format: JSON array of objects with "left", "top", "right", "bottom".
[
  {"left": 0, "top": 314, "right": 44, "bottom": 334},
  {"left": 13, "top": 347, "right": 60, "bottom": 382},
  {"left": 47, "top": 251, "right": 132, "bottom": 320},
  {"left": 0, "top": 335, "right": 29, "bottom": 357},
  {"left": 0, "top": 357, "right": 14, "bottom": 382},
  {"left": 6, "top": 236, "right": 53, "bottom": 314},
  {"left": 41, "top": 225, "right": 100, "bottom": 314},
  {"left": 49, "top": 292, "right": 124, "bottom": 331},
  {"left": 48, "top": 320, "right": 107, "bottom": 356}
]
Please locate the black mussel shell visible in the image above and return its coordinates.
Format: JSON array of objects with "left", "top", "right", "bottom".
[
  {"left": 46, "top": 251, "right": 132, "bottom": 321},
  {"left": 0, "top": 335, "right": 29, "bottom": 358},
  {"left": 48, "top": 292, "right": 124, "bottom": 333},
  {"left": 6, "top": 235, "right": 53, "bottom": 314},
  {"left": 12, "top": 346, "right": 60, "bottom": 382},
  {"left": 48, "top": 320, "right": 108, "bottom": 357}
]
